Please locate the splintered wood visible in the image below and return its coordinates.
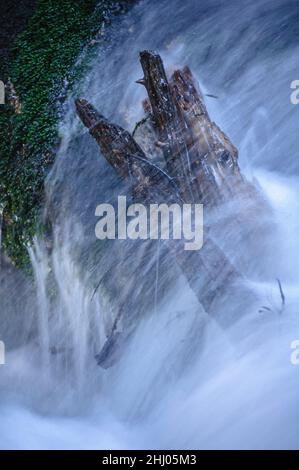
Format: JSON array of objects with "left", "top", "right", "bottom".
[{"left": 76, "top": 50, "right": 263, "bottom": 367}]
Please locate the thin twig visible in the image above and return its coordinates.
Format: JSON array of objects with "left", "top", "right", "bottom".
[
  {"left": 276, "top": 278, "right": 285, "bottom": 313},
  {"left": 91, "top": 278, "right": 102, "bottom": 301},
  {"left": 132, "top": 115, "right": 150, "bottom": 137}
]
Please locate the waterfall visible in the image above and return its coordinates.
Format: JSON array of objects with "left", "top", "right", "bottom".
[{"left": 1, "top": 0, "right": 299, "bottom": 450}]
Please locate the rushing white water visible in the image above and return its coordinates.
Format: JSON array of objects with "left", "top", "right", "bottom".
[{"left": 1, "top": 0, "right": 299, "bottom": 449}]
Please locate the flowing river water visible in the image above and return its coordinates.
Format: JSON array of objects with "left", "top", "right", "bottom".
[{"left": 1, "top": 0, "right": 299, "bottom": 449}]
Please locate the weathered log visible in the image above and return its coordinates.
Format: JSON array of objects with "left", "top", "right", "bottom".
[
  {"left": 75, "top": 98, "right": 240, "bottom": 297},
  {"left": 74, "top": 105, "right": 240, "bottom": 289},
  {"left": 139, "top": 52, "right": 251, "bottom": 207},
  {"left": 139, "top": 51, "right": 195, "bottom": 203},
  {"left": 169, "top": 66, "right": 241, "bottom": 204},
  {"left": 75, "top": 98, "right": 179, "bottom": 203},
  {"left": 75, "top": 51, "right": 261, "bottom": 367}
]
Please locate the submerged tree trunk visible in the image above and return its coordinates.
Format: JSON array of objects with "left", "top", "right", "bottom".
[{"left": 75, "top": 50, "right": 265, "bottom": 367}]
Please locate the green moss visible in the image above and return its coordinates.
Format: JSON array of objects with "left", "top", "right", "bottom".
[{"left": 0, "top": 0, "right": 132, "bottom": 269}]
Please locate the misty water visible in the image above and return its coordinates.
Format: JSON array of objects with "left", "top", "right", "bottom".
[{"left": 1, "top": 0, "right": 299, "bottom": 449}]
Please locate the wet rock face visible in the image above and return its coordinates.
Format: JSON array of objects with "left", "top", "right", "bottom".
[{"left": 0, "top": 0, "right": 37, "bottom": 76}]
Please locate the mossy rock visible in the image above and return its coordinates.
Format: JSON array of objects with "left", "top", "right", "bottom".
[{"left": 0, "top": 0, "right": 134, "bottom": 269}]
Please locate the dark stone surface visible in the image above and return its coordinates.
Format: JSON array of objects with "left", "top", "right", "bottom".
[{"left": 0, "top": 0, "right": 37, "bottom": 78}]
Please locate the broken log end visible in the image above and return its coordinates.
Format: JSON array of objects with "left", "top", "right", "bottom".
[{"left": 75, "top": 98, "right": 105, "bottom": 129}]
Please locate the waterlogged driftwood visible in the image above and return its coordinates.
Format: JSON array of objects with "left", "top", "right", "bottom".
[
  {"left": 139, "top": 52, "right": 245, "bottom": 205},
  {"left": 137, "top": 52, "right": 270, "bottom": 268},
  {"left": 75, "top": 98, "right": 241, "bottom": 310},
  {"left": 75, "top": 51, "right": 259, "bottom": 367},
  {"left": 75, "top": 98, "right": 175, "bottom": 203},
  {"left": 76, "top": 99, "right": 244, "bottom": 368}
]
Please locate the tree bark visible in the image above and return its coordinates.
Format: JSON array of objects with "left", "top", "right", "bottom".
[{"left": 75, "top": 51, "right": 261, "bottom": 367}]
